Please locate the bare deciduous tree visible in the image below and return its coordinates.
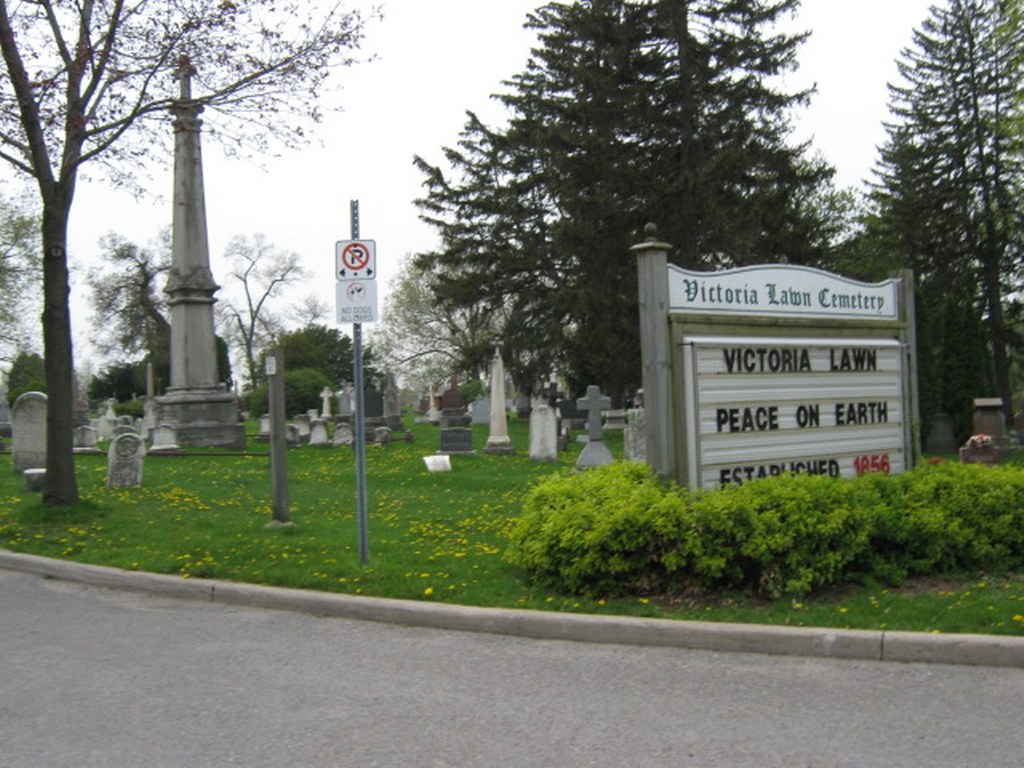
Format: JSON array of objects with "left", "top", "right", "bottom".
[
  {"left": 0, "top": 0, "right": 370, "bottom": 503},
  {"left": 219, "top": 233, "right": 307, "bottom": 391}
]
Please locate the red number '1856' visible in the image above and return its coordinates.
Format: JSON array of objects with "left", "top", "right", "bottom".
[{"left": 853, "top": 454, "right": 890, "bottom": 475}]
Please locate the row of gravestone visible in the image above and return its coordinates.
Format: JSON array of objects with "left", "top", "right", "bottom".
[
  {"left": 432, "top": 385, "right": 647, "bottom": 470},
  {"left": 7, "top": 392, "right": 146, "bottom": 490},
  {"left": 4, "top": 386, "right": 648, "bottom": 477},
  {"left": 255, "top": 410, "right": 411, "bottom": 447}
]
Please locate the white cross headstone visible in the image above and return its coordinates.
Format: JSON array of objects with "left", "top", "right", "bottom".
[{"left": 575, "top": 385, "right": 613, "bottom": 469}]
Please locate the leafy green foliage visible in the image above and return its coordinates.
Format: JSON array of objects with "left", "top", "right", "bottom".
[
  {"left": 867, "top": 0, "right": 1024, "bottom": 423},
  {"left": 6, "top": 351, "right": 45, "bottom": 402},
  {"left": 505, "top": 462, "right": 672, "bottom": 594},
  {"left": 505, "top": 461, "right": 1024, "bottom": 598},
  {"left": 414, "top": 0, "right": 834, "bottom": 397},
  {"left": 246, "top": 367, "right": 332, "bottom": 416}
]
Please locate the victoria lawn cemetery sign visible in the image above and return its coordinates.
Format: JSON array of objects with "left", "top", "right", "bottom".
[{"left": 633, "top": 237, "right": 918, "bottom": 490}]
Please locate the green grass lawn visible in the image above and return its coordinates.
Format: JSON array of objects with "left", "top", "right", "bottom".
[{"left": 2, "top": 416, "right": 1023, "bottom": 636}]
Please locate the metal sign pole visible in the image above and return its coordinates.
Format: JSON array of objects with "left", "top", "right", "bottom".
[{"left": 351, "top": 200, "right": 369, "bottom": 564}]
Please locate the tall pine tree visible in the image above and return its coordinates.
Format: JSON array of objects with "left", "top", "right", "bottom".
[
  {"left": 414, "top": 0, "right": 834, "bottom": 399},
  {"left": 869, "top": 0, "right": 1024, "bottom": 426}
]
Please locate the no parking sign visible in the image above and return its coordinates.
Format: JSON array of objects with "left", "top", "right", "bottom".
[
  {"left": 335, "top": 239, "right": 378, "bottom": 323},
  {"left": 335, "top": 239, "right": 376, "bottom": 280}
]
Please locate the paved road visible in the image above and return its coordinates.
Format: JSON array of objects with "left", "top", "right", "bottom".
[{"left": 2, "top": 568, "right": 1022, "bottom": 768}]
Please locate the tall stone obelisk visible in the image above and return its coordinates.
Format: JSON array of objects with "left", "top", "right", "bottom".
[{"left": 156, "top": 58, "right": 245, "bottom": 449}]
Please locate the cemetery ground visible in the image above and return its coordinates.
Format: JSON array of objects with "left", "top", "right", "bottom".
[{"left": 1, "top": 416, "right": 1023, "bottom": 638}]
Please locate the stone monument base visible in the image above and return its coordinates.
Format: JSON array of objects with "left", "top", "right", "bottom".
[
  {"left": 156, "top": 387, "right": 245, "bottom": 450},
  {"left": 484, "top": 437, "right": 515, "bottom": 455}
]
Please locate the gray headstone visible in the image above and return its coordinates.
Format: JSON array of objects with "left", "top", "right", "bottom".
[
  {"left": 0, "top": 384, "right": 12, "bottom": 437},
  {"left": 923, "top": 412, "right": 958, "bottom": 454},
  {"left": 529, "top": 402, "right": 559, "bottom": 462},
  {"left": 603, "top": 409, "right": 627, "bottom": 430},
  {"left": 73, "top": 424, "right": 99, "bottom": 451},
  {"left": 556, "top": 396, "right": 587, "bottom": 430},
  {"left": 440, "top": 427, "right": 474, "bottom": 455},
  {"left": 332, "top": 421, "right": 354, "bottom": 447},
  {"left": 12, "top": 391, "right": 47, "bottom": 473},
  {"left": 471, "top": 397, "right": 491, "bottom": 425},
  {"left": 515, "top": 392, "right": 532, "bottom": 420},
  {"left": 624, "top": 407, "right": 647, "bottom": 463},
  {"left": 336, "top": 389, "right": 353, "bottom": 418},
  {"left": 383, "top": 374, "right": 400, "bottom": 424},
  {"left": 142, "top": 398, "right": 157, "bottom": 434},
  {"left": 96, "top": 414, "right": 116, "bottom": 440},
  {"left": 107, "top": 432, "right": 145, "bottom": 488},
  {"left": 972, "top": 398, "right": 1006, "bottom": 440},
  {"left": 309, "top": 418, "right": 329, "bottom": 446},
  {"left": 149, "top": 423, "right": 179, "bottom": 453},
  {"left": 363, "top": 386, "right": 384, "bottom": 419},
  {"left": 293, "top": 414, "right": 311, "bottom": 440},
  {"left": 23, "top": 467, "right": 45, "bottom": 491}
]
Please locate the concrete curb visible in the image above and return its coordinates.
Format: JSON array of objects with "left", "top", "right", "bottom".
[{"left": 3, "top": 549, "right": 1022, "bottom": 668}]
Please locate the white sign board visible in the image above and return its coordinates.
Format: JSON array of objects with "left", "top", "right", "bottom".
[
  {"left": 336, "top": 280, "right": 378, "bottom": 324},
  {"left": 335, "top": 240, "right": 377, "bottom": 280},
  {"left": 669, "top": 264, "right": 898, "bottom": 320},
  {"left": 682, "top": 336, "right": 906, "bottom": 489}
]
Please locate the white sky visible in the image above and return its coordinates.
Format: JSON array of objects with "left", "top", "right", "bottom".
[{"left": 60, "top": 0, "right": 934, "bottom": 365}]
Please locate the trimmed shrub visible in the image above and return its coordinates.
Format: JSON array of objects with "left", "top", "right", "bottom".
[
  {"left": 504, "top": 459, "right": 1024, "bottom": 598},
  {"left": 505, "top": 462, "right": 673, "bottom": 595}
]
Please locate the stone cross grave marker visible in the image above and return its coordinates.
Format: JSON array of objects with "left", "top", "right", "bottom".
[
  {"left": 575, "top": 385, "right": 614, "bottom": 469},
  {"left": 73, "top": 424, "right": 99, "bottom": 452},
  {"left": 320, "top": 387, "right": 333, "bottom": 419}
]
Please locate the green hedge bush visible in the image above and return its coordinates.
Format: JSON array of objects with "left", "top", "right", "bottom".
[{"left": 503, "top": 460, "right": 1024, "bottom": 598}]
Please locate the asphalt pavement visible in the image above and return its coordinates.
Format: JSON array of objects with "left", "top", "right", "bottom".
[{"left": 3, "top": 561, "right": 1024, "bottom": 767}]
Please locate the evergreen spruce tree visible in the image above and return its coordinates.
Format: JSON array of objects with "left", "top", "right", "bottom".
[
  {"left": 414, "top": 0, "right": 833, "bottom": 398},
  {"left": 870, "top": 0, "right": 1024, "bottom": 426}
]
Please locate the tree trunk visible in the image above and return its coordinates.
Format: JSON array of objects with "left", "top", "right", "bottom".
[{"left": 40, "top": 198, "right": 79, "bottom": 506}]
